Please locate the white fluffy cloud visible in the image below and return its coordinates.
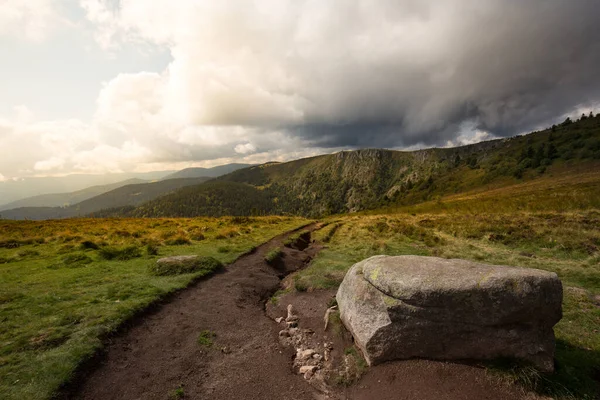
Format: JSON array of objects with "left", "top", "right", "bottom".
[
  {"left": 234, "top": 143, "right": 257, "bottom": 155},
  {"left": 1, "top": 0, "right": 600, "bottom": 179},
  {"left": 80, "top": 0, "right": 600, "bottom": 137}
]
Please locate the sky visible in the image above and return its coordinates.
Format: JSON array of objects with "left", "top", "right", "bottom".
[{"left": 1, "top": 0, "right": 599, "bottom": 181}]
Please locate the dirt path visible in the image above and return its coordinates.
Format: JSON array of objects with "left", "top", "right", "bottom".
[
  {"left": 64, "top": 225, "right": 323, "bottom": 400},
  {"left": 64, "top": 225, "right": 540, "bottom": 400}
]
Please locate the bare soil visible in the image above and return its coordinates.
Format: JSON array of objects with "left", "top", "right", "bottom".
[
  {"left": 270, "top": 289, "right": 541, "bottom": 400},
  {"left": 63, "top": 225, "right": 541, "bottom": 400}
]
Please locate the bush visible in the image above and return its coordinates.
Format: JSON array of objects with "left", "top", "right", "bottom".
[
  {"left": 165, "top": 236, "right": 191, "bottom": 246},
  {"left": 215, "top": 228, "right": 239, "bottom": 239},
  {"left": 0, "top": 240, "right": 20, "bottom": 249},
  {"left": 150, "top": 255, "right": 223, "bottom": 276},
  {"left": 79, "top": 240, "right": 99, "bottom": 250},
  {"left": 146, "top": 242, "right": 160, "bottom": 256},
  {"left": 190, "top": 233, "right": 206, "bottom": 241},
  {"left": 98, "top": 245, "right": 142, "bottom": 261}
]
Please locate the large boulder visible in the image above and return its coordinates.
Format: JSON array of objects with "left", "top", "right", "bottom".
[{"left": 336, "top": 255, "right": 562, "bottom": 372}]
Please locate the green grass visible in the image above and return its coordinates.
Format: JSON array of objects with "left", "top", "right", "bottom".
[
  {"left": 149, "top": 256, "right": 223, "bottom": 276},
  {"left": 0, "top": 216, "right": 309, "bottom": 400},
  {"left": 336, "top": 346, "right": 368, "bottom": 386},
  {"left": 196, "top": 330, "right": 216, "bottom": 347},
  {"left": 171, "top": 385, "right": 185, "bottom": 399},
  {"left": 300, "top": 211, "right": 600, "bottom": 399},
  {"left": 264, "top": 248, "right": 283, "bottom": 264},
  {"left": 283, "top": 230, "right": 310, "bottom": 248}
]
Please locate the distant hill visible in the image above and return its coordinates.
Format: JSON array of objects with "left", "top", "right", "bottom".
[
  {"left": 0, "top": 170, "right": 174, "bottom": 206},
  {"left": 161, "top": 163, "right": 254, "bottom": 180},
  {"left": 107, "top": 113, "right": 600, "bottom": 218},
  {"left": 115, "top": 180, "right": 274, "bottom": 218},
  {"left": 0, "top": 178, "right": 145, "bottom": 211},
  {"left": 0, "top": 177, "right": 209, "bottom": 220}
]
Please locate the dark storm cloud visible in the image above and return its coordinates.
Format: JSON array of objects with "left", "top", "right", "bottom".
[{"left": 277, "top": 0, "right": 600, "bottom": 148}]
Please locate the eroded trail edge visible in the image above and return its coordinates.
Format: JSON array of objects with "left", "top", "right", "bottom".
[{"left": 64, "top": 224, "right": 324, "bottom": 400}]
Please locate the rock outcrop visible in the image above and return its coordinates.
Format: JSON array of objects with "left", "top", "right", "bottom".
[{"left": 336, "top": 255, "right": 563, "bottom": 372}]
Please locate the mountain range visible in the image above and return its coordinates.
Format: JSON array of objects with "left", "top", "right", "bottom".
[
  {"left": 0, "top": 164, "right": 251, "bottom": 220},
  {"left": 0, "top": 170, "right": 174, "bottom": 207},
  {"left": 106, "top": 113, "right": 600, "bottom": 218},
  {"left": 2, "top": 114, "right": 598, "bottom": 220}
]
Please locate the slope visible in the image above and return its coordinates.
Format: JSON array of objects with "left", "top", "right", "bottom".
[
  {"left": 161, "top": 163, "right": 254, "bottom": 180},
  {"left": 0, "top": 179, "right": 145, "bottom": 211},
  {"left": 1, "top": 177, "right": 210, "bottom": 220},
  {"left": 112, "top": 113, "right": 600, "bottom": 218},
  {"left": 0, "top": 171, "right": 174, "bottom": 206}
]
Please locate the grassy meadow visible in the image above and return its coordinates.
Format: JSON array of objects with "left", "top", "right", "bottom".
[
  {"left": 0, "top": 216, "right": 308, "bottom": 400},
  {"left": 295, "top": 211, "right": 600, "bottom": 399},
  {"left": 1, "top": 163, "right": 599, "bottom": 400}
]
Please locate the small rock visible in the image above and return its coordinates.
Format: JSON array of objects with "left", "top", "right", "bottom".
[
  {"left": 323, "top": 305, "right": 338, "bottom": 330},
  {"left": 286, "top": 304, "right": 298, "bottom": 322},
  {"left": 276, "top": 317, "right": 284, "bottom": 323},
  {"left": 297, "top": 349, "right": 315, "bottom": 361},
  {"left": 221, "top": 346, "right": 231, "bottom": 354},
  {"left": 279, "top": 330, "right": 290, "bottom": 337},
  {"left": 312, "top": 353, "right": 322, "bottom": 360},
  {"left": 299, "top": 365, "right": 317, "bottom": 374},
  {"left": 286, "top": 321, "right": 298, "bottom": 328},
  {"left": 303, "top": 370, "right": 314, "bottom": 380},
  {"left": 324, "top": 349, "right": 330, "bottom": 361}
]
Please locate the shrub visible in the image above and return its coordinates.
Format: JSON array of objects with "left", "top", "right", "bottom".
[
  {"left": 215, "top": 228, "right": 239, "bottom": 239},
  {"left": 98, "top": 245, "right": 142, "bottom": 261},
  {"left": 190, "top": 233, "right": 205, "bottom": 241},
  {"left": 79, "top": 240, "right": 99, "bottom": 250},
  {"left": 146, "top": 242, "right": 160, "bottom": 256},
  {"left": 0, "top": 240, "right": 20, "bottom": 249},
  {"left": 150, "top": 255, "right": 223, "bottom": 276},
  {"left": 165, "top": 236, "right": 191, "bottom": 246}
]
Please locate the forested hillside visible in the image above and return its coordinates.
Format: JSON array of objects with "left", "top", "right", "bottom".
[
  {"left": 101, "top": 113, "right": 600, "bottom": 218},
  {"left": 160, "top": 163, "right": 253, "bottom": 180}
]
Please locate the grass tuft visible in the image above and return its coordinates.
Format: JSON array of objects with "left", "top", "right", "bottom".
[
  {"left": 264, "top": 248, "right": 283, "bottom": 264},
  {"left": 197, "top": 330, "right": 216, "bottom": 347},
  {"left": 149, "top": 256, "right": 223, "bottom": 277},
  {"left": 98, "top": 245, "right": 142, "bottom": 261}
]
